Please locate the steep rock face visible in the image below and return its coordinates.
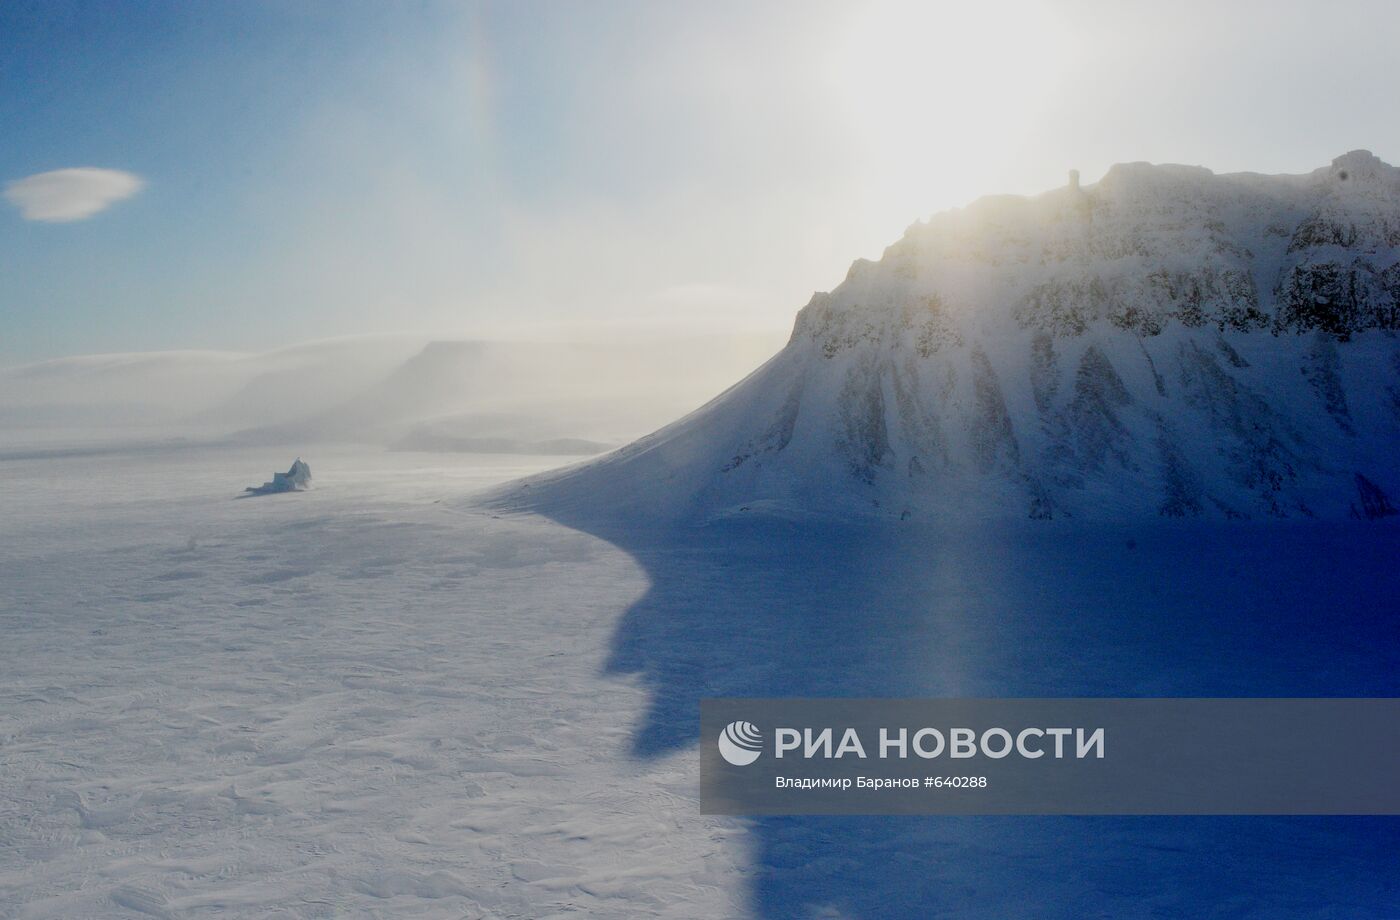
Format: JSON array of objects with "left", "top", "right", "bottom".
[{"left": 507, "top": 152, "right": 1400, "bottom": 522}]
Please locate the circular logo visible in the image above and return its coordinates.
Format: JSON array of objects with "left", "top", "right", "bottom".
[{"left": 718, "top": 720, "right": 763, "bottom": 766}]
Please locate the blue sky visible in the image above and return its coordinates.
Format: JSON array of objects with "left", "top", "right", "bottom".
[{"left": 4, "top": 0, "right": 1400, "bottom": 363}]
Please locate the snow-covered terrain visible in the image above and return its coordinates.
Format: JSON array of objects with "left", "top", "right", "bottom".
[
  {"left": 2, "top": 445, "right": 1397, "bottom": 918},
  {"left": 5, "top": 153, "right": 1400, "bottom": 918},
  {"left": 0, "top": 446, "right": 749, "bottom": 918},
  {"left": 503, "top": 151, "right": 1400, "bottom": 522},
  {"left": 0, "top": 332, "right": 784, "bottom": 456}
]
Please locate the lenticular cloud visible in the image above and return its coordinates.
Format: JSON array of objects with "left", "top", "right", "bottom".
[{"left": 4, "top": 167, "right": 145, "bottom": 222}]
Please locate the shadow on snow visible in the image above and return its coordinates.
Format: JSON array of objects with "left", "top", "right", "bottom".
[{"left": 539, "top": 507, "right": 1400, "bottom": 918}]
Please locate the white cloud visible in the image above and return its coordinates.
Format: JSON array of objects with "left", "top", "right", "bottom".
[{"left": 5, "top": 168, "right": 145, "bottom": 222}]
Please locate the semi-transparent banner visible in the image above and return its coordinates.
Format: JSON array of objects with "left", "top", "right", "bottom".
[{"left": 700, "top": 698, "right": 1400, "bottom": 815}]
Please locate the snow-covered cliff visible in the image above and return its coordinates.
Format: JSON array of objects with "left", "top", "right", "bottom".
[{"left": 505, "top": 151, "right": 1400, "bottom": 521}]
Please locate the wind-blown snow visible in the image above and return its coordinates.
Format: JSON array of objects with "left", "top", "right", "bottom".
[
  {"left": 4, "top": 446, "right": 1396, "bottom": 917},
  {"left": 0, "top": 333, "right": 785, "bottom": 458},
  {"left": 502, "top": 151, "right": 1400, "bottom": 522},
  {"left": 0, "top": 447, "right": 748, "bottom": 918},
  {"left": 6, "top": 154, "right": 1400, "bottom": 918}
]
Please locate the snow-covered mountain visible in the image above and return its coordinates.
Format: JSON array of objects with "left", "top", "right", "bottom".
[
  {"left": 505, "top": 151, "right": 1400, "bottom": 521},
  {"left": 0, "top": 333, "right": 783, "bottom": 455},
  {"left": 231, "top": 335, "right": 784, "bottom": 451}
]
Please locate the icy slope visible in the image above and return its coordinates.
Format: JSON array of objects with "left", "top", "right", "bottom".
[{"left": 505, "top": 151, "right": 1400, "bottom": 521}]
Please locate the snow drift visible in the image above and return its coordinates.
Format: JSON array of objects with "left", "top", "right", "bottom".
[{"left": 502, "top": 151, "right": 1400, "bottom": 522}]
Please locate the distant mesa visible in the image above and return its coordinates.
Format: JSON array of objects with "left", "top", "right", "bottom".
[
  {"left": 497, "top": 151, "right": 1400, "bottom": 523},
  {"left": 245, "top": 458, "right": 312, "bottom": 495}
]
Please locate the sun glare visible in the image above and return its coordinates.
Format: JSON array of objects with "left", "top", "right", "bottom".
[{"left": 828, "top": 1, "right": 1074, "bottom": 231}]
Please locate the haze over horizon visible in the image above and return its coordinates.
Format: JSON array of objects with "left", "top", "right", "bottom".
[
  {"left": 5, "top": 0, "right": 1400, "bottom": 364},
  {"left": 4, "top": 6, "right": 1400, "bottom": 918}
]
